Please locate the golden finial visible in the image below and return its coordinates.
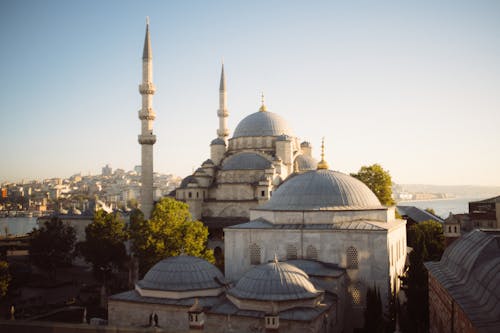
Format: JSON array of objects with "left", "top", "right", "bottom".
[
  {"left": 317, "top": 137, "right": 329, "bottom": 170},
  {"left": 259, "top": 92, "right": 267, "bottom": 112},
  {"left": 273, "top": 253, "right": 279, "bottom": 263}
]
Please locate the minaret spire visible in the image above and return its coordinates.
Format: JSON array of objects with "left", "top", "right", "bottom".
[
  {"left": 138, "top": 18, "right": 157, "bottom": 219},
  {"left": 217, "top": 61, "right": 229, "bottom": 142}
]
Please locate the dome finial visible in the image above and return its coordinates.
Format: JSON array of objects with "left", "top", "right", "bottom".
[
  {"left": 273, "top": 253, "right": 279, "bottom": 263},
  {"left": 259, "top": 92, "right": 267, "bottom": 112},
  {"left": 317, "top": 137, "right": 329, "bottom": 170}
]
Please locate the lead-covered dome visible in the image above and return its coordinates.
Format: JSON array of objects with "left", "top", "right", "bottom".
[
  {"left": 232, "top": 111, "right": 293, "bottom": 138},
  {"left": 228, "top": 260, "right": 322, "bottom": 301},
  {"left": 259, "top": 169, "right": 382, "bottom": 211},
  {"left": 136, "top": 256, "right": 224, "bottom": 293}
]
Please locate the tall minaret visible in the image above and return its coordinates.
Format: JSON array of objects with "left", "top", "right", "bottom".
[
  {"left": 138, "top": 18, "right": 156, "bottom": 219},
  {"left": 217, "top": 63, "right": 229, "bottom": 142}
]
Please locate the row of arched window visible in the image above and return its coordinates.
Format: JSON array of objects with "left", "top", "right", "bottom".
[{"left": 249, "top": 243, "right": 359, "bottom": 269}]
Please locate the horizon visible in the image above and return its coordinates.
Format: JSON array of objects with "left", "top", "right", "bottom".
[{"left": 1, "top": 1, "right": 499, "bottom": 186}]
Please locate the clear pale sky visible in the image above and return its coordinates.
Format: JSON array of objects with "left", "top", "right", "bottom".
[{"left": 1, "top": 0, "right": 499, "bottom": 186}]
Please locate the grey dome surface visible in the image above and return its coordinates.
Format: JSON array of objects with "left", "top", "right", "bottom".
[
  {"left": 259, "top": 169, "right": 382, "bottom": 211},
  {"left": 228, "top": 260, "right": 321, "bottom": 301},
  {"left": 137, "top": 256, "right": 224, "bottom": 291},
  {"left": 294, "top": 155, "right": 318, "bottom": 171},
  {"left": 232, "top": 111, "right": 293, "bottom": 138},
  {"left": 222, "top": 152, "right": 272, "bottom": 171}
]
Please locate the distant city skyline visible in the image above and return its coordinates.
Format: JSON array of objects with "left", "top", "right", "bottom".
[{"left": 1, "top": 0, "right": 499, "bottom": 186}]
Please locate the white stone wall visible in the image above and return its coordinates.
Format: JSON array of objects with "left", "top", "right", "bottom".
[
  {"left": 108, "top": 299, "right": 190, "bottom": 329},
  {"left": 250, "top": 208, "right": 391, "bottom": 224}
]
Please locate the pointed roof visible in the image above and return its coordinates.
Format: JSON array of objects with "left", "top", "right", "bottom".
[
  {"left": 142, "top": 18, "right": 152, "bottom": 59},
  {"left": 219, "top": 63, "right": 226, "bottom": 91}
]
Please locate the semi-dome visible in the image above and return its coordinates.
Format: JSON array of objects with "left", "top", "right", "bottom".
[
  {"left": 258, "top": 169, "right": 382, "bottom": 211},
  {"left": 232, "top": 111, "right": 293, "bottom": 138},
  {"left": 228, "top": 260, "right": 322, "bottom": 301},
  {"left": 136, "top": 255, "right": 224, "bottom": 292},
  {"left": 294, "top": 155, "right": 318, "bottom": 171},
  {"left": 222, "top": 152, "right": 272, "bottom": 171}
]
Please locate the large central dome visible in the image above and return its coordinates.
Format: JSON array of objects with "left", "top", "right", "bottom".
[
  {"left": 258, "top": 169, "right": 382, "bottom": 211},
  {"left": 232, "top": 110, "right": 293, "bottom": 138}
]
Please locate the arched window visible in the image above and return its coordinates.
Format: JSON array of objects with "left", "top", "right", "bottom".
[
  {"left": 346, "top": 246, "right": 358, "bottom": 269},
  {"left": 306, "top": 245, "right": 318, "bottom": 260},
  {"left": 286, "top": 244, "right": 298, "bottom": 260},
  {"left": 351, "top": 283, "right": 362, "bottom": 305},
  {"left": 249, "top": 243, "right": 261, "bottom": 265},
  {"left": 454, "top": 226, "right": 457, "bottom": 233}
]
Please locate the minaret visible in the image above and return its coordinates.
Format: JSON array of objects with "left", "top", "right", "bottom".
[
  {"left": 138, "top": 18, "right": 156, "bottom": 219},
  {"left": 217, "top": 63, "right": 229, "bottom": 142}
]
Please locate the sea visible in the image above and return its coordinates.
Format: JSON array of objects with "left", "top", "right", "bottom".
[
  {"left": 396, "top": 196, "right": 489, "bottom": 219},
  {"left": 0, "top": 217, "right": 38, "bottom": 237}
]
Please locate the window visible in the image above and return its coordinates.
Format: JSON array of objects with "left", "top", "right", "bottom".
[
  {"left": 196, "top": 192, "right": 199, "bottom": 198},
  {"left": 351, "top": 284, "right": 362, "bottom": 305},
  {"left": 250, "top": 243, "right": 261, "bottom": 265},
  {"left": 346, "top": 246, "right": 358, "bottom": 269},
  {"left": 188, "top": 192, "right": 192, "bottom": 198},
  {"left": 306, "top": 245, "right": 318, "bottom": 260},
  {"left": 261, "top": 190, "right": 265, "bottom": 197},
  {"left": 454, "top": 226, "right": 457, "bottom": 233},
  {"left": 448, "top": 226, "right": 451, "bottom": 233},
  {"left": 286, "top": 244, "right": 298, "bottom": 260}
]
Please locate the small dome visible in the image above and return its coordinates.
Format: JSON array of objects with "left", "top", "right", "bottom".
[
  {"left": 137, "top": 256, "right": 224, "bottom": 292},
  {"left": 222, "top": 153, "right": 272, "bottom": 171},
  {"left": 276, "top": 134, "right": 291, "bottom": 141},
  {"left": 259, "top": 169, "right": 382, "bottom": 211},
  {"left": 202, "top": 159, "right": 214, "bottom": 166},
  {"left": 210, "top": 138, "right": 226, "bottom": 146},
  {"left": 232, "top": 111, "right": 293, "bottom": 138},
  {"left": 301, "top": 141, "right": 311, "bottom": 147},
  {"left": 228, "top": 260, "right": 321, "bottom": 301},
  {"left": 294, "top": 155, "right": 318, "bottom": 171}
]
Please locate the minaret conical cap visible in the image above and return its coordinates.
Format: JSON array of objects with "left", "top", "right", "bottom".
[
  {"left": 142, "top": 18, "right": 152, "bottom": 59},
  {"left": 219, "top": 62, "right": 226, "bottom": 91}
]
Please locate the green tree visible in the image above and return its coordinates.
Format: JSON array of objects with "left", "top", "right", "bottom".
[
  {"left": 0, "top": 260, "right": 10, "bottom": 298},
  {"left": 351, "top": 164, "right": 395, "bottom": 206},
  {"left": 425, "top": 208, "right": 436, "bottom": 216},
  {"left": 29, "top": 217, "right": 76, "bottom": 279},
  {"left": 78, "top": 210, "right": 128, "bottom": 277},
  {"left": 363, "top": 285, "right": 384, "bottom": 333},
  {"left": 129, "top": 197, "right": 214, "bottom": 276},
  {"left": 407, "top": 220, "right": 445, "bottom": 261}
]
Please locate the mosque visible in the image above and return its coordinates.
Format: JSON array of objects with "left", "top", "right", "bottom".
[{"left": 108, "top": 22, "right": 407, "bottom": 332}]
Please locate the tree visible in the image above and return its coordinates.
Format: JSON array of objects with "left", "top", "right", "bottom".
[
  {"left": 29, "top": 217, "right": 76, "bottom": 279},
  {"left": 405, "top": 236, "right": 429, "bottom": 333},
  {"left": 78, "top": 210, "right": 128, "bottom": 277},
  {"left": 129, "top": 197, "right": 214, "bottom": 276},
  {"left": 351, "top": 164, "right": 395, "bottom": 206},
  {"left": 363, "top": 285, "right": 384, "bottom": 333},
  {"left": 424, "top": 208, "right": 436, "bottom": 216},
  {"left": 0, "top": 260, "right": 10, "bottom": 298},
  {"left": 407, "top": 220, "right": 445, "bottom": 261}
]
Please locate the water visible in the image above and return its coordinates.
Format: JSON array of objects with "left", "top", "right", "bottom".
[
  {"left": 0, "top": 217, "right": 38, "bottom": 237},
  {"left": 397, "top": 196, "right": 489, "bottom": 219}
]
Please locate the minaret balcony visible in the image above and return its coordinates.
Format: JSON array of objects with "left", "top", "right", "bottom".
[
  {"left": 138, "top": 109, "right": 156, "bottom": 120},
  {"left": 138, "top": 134, "right": 157, "bottom": 145},
  {"left": 139, "top": 82, "right": 156, "bottom": 94},
  {"left": 217, "top": 109, "right": 229, "bottom": 117},
  {"left": 217, "top": 128, "right": 230, "bottom": 137}
]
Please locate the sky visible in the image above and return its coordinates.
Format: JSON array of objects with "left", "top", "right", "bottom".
[{"left": 0, "top": 0, "right": 499, "bottom": 186}]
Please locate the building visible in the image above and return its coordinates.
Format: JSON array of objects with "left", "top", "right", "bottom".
[
  {"left": 443, "top": 212, "right": 462, "bottom": 247},
  {"left": 109, "top": 255, "right": 343, "bottom": 332},
  {"left": 469, "top": 195, "right": 500, "bottom": 229},
  {"left": 396, "top": 205, "right": 444, "bottom": 227},
  {"left": 425, "top": 229, "right": 500, "bottom": 333},
  {"left": 174, "top": 68, "right": 318, "bottom": 235}
]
